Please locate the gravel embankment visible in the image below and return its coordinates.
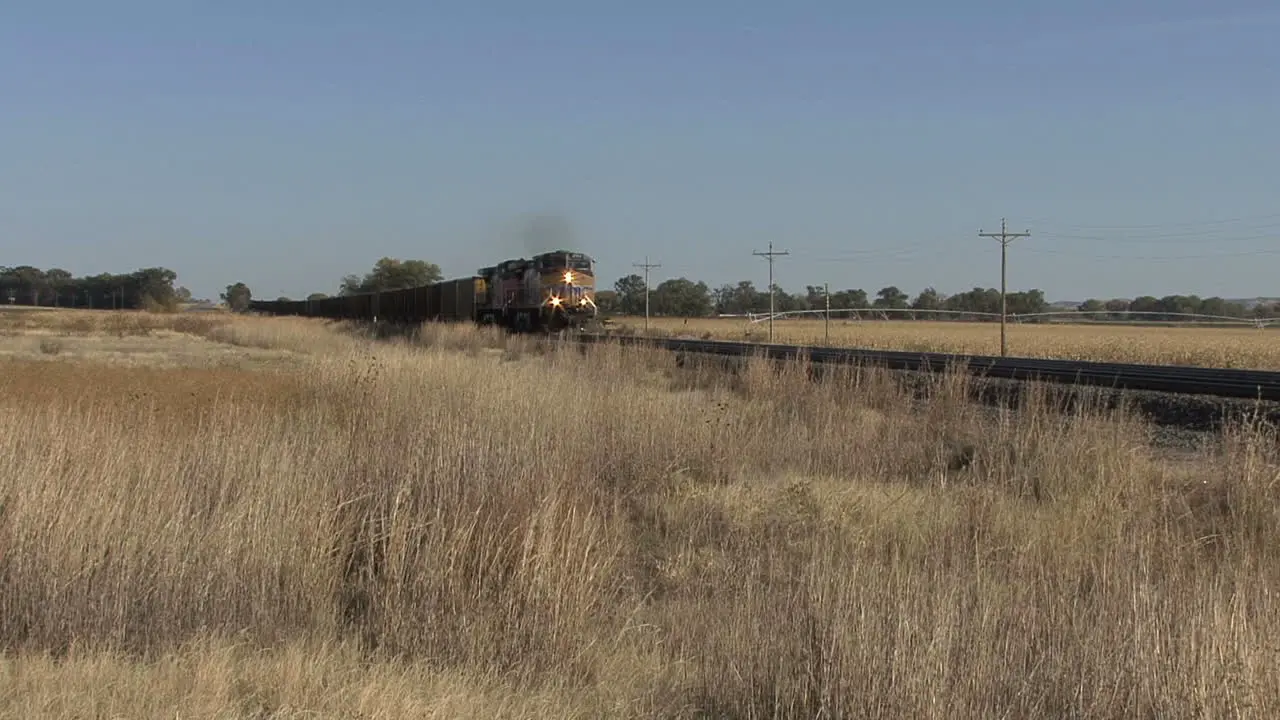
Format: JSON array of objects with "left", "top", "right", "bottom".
[
  {"left": 948, "top": 378, "right": 1250, "bottom": 454},
  {"left": 930, "top": 373, "right": 1280, "bottom": 433},
  {"left": 673, "top": 351, "right": 1280, "bottom": 446}
]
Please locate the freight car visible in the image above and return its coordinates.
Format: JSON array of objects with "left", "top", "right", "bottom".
[{"left": 248, "top": 249, "right": 599, "bottom": 333}]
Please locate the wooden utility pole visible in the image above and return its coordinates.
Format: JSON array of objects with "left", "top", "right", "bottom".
[
  {"left": 752, "top": 242, "right": 789, "bottom": 342},
  {"left": 632, "top": 257, "right": 661, "bottom": 333},
  {"left": 978, "top": 217, "right": 1031, "bottom": 356}
]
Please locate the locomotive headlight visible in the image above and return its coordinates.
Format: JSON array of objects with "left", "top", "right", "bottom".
[{"left": 563, "top": 271, "right": 574, "bottom": 284}]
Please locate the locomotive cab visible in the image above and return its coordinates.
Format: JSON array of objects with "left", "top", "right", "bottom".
[
  {"left": 475, "top": 249, "right": 598, "bottom": 331},
  {"left": 534, "top": 250, "right": 597, "bottom": 328}
]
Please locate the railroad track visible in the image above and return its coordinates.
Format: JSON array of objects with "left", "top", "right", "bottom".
[{"left": 572, "top": 334, "right": 1280, "bottom": 403}]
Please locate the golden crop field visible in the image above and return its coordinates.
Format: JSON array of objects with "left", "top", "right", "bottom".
[
  {"left": 1, "top": 307, "right": 1278, "bottom": 717},
  {"left": 617, "top": 315, "right": 1280, "bottom": 369}
]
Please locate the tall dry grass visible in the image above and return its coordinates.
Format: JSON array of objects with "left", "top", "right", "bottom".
[
  {"left": 1, "top": 313, "right": 1278, "bottom": 717},
  {"left": 623, "top": 315, "right": 1280, "bottom": 370}
]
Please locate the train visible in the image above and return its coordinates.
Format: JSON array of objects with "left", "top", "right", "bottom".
[{"left": 247, "top": 248, "right": 600, "bottom": 332}]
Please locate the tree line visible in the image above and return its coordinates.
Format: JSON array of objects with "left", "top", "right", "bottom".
[
  {"left": 0, "top": 259, "right": 445, "bottom": 314},
  {"left": 0, "top": 265, "right": 191, "bottom": 311},
  {"left": 220, "top": 258, "right": 444, "bottom": 311},
  {"left": 6, "top": 260, "right": 1277, "bottom": 322},
  {"left": 599, "top": 274, "right": 1280, "bottom": 322}
]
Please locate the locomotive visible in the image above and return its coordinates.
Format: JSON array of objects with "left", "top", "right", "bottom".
[{"left": 248, "top": 249, "right": 599, "bottom": 332}]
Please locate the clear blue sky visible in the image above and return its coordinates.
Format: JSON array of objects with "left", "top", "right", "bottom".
[{"left": 3, "top": 1, "right": 1278, "bottom": 302}]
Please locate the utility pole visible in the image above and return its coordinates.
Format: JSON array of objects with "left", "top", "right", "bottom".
[
  {"left": 633, "top": 256, "right": 661, "bottom": 333},
  {"left": 978, "top": 217, "right": 1031, "bottom": 357},
  {"left": 753, "top": 242, "right": 789, "bottom": 342}
]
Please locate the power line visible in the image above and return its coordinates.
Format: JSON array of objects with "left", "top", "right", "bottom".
[
  {"left": 752, "top": 241, "right": 790, "bottom": 342},
  {"left": 1023, "top": 246, "right": 1280, "bottom": 261},
  {"left": 804, "top": 249, "right": 936, "bottom": 263},
  {"left": 1018, "top": 211, "right": 1280, "bottom": 231},
  {"left": 978, "top": 217, "right": 1031, "bottom": 357},
  {"left": 790, "top": 240, "right": 939, "bottom": 258},
  {"left": 1034, "top": 225, "right": 1280, "bottom": 243},
  {"left": 632, "top": 256, "right": 661, "bottom": 333}
]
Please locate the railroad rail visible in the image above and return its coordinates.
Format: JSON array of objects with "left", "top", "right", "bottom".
[{"left": 573, "top": 334, "right": 1280, "bottom": 403}]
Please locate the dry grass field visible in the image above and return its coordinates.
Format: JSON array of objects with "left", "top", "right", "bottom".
[
  {"left": 1, "top": 307, "right": 1279, "bottom": 718},
  {"left": 619, "top": 315, "right": 1280, "bottom": 369}
]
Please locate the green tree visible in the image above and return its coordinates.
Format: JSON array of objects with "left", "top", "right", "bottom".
[
  {"left": 1078, "top": 298, "right": 1106, "bottom": 320},
  {"left": 340, "top": 258, "right": 442, "bottom": 295},
  {"left": 1006, "top": 289, "right": 1047, "bottom": 316},
  {"left": 911, "top": 287, "right": 944, "bottom": 319},
  {"left": 873, "top": 286, "right": 909, "bottom": 310},
  {"left": 221, "top": 282, "right": 253, "bottom": 312},
  {"left": 829, "top": 288, "right": 868, "bottom": 310},
  {"left": 0, "top": 265, "right": 182, "bottom": 310},
  {"left": 4, "top": 266, "right": 46, "bottom": 304},
  {"left": 804, "top": 285, "right": 826, "bottom": 310},
  {"left": 1104, "top": 299, "right": 1130, "bottom": 320},
  {"left": 1199, "top": 296, "right": 1244, "bottom": 318},
  {"left": 133, "top": 267, "right": 180, "bottom": 310},
  {"left": 712, "top": 281, "right": 768, "bottom": 315},
  {"left": 651, "top": 278, "right": 713, "bottom": 317},
  {"left": 46, "top": 268, "right": 72, "bottom": 305},
  {"left": 593, "top": 289, "right": 620, "bottom": 314},
  {"left": 613, "top": 274, "right": 648, "bottom": 315},
  {"left": 765, "top": 284, "right": 805, "bottom": 314},
  {"left": 1130, "top": 295, "right": 1160, "bottom": 315},
  {"left": 944, "top": 288, "right": 1002, "bottom": 317}
]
